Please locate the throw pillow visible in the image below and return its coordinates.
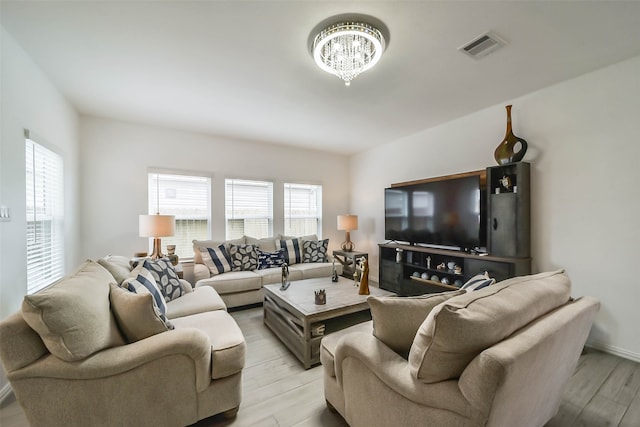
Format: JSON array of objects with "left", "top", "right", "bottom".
[
  {"left": 122, "top": 263, "right": 168, "bottom": 318},
  {"left": 228, "top": 244, "right": 259, "bottom": 271},
  {"left": 257, "top": 248, "right": 286, "bottom": 270},
  {"left": 97, "top": 255, "right": 132, "bottom": 284},
  {"left": 109, "top": 284, "right": 173, "bottom": 343},
  {"left": 303, "top": 239, "right": 329, "bottom": 263},
  {"left": 21, "top": 260, "right": 125, "bottom": 362},
  {"left": 142, "top": 258, "right": 184, "bottom": 302},
  {"left": 276, "top": 238, "right": 302, "bottom": 265},
  {"left": 200, "top": 244, "right": 233, "bottom": 275},
  {"left": 192, "top": 237, "right": 244, "bottom": 265},
  {"left": 408, "top": 270, "right": 572, "bottom": 384},
  {"left": 460, "top": 272, "right": 496, "bottom": 291},
  {"left": 368, "top": 290, "right": 465, "bottom": 358}
]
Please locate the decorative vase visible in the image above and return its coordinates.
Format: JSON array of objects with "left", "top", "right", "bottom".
[
  {"left": 494, "top": 105, "right": 528, "bottom": 165},
  {"left": 358, "top": 258, "right": 370, "bottom": 295}
]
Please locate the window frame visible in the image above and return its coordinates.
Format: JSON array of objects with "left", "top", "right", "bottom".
[
  {"left": 225, "top": 178, "right": 274, "bottom": 240},
  {"left": 283, "top": 182, "right": 323, "bottom": 238}
]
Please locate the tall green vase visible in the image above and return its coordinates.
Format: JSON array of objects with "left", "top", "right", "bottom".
[{"left": 494, "top": 105, "right": 528, "bottom": 165}]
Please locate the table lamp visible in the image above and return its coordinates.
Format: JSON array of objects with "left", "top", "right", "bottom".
[
  {"left": 337, "top": 214, "right": 358, "bottom": 252},
  {"left": 139, "top": 214, "right": 176, "bottom": 260}
]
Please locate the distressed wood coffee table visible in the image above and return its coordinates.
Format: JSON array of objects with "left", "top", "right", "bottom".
[{"left": 263, "top": 276, "right": 394, "bottom": 369}]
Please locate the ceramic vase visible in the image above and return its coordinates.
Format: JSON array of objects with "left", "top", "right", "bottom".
[{"left": 494, "top": 105, "right": 528, "bottom": 165}]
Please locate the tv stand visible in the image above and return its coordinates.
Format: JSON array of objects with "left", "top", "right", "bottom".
[{"left": 378, "top": 243, "right": 530, "bottom": 296}]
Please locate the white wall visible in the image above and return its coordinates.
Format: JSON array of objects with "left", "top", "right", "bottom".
[
  {"left": 350, "top": 55, "right": 640, "bottom": 361},
  {"left": 0, "top": 28, "right": 80, "bottom": 393},
  {"left": 79, "top": 117, "right": 350, "bottom": 259}
]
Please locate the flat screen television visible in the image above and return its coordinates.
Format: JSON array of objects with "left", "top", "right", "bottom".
[{"left": 384, "top": 175, "right": 486, "bottom": 251}]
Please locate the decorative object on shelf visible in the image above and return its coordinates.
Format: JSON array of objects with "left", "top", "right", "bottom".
[
  {"left": 280, "top": 263, "right": 291, "bottom": 291},
  {"left": 311, "top": 18, "right": 387, "bottom": 86},
  {"left": 436, "top": 262, "right": 446, "bottom": 270},
  {"left": 454, "top": 265, "right": 463, "bottom": 274},
  {"left": 331, "top": 259, "right": 339, "bottom": 282},
  {"left": 311, "top": 324, "right": 325, "bottom": 336},
  {"left": 494, "top": 104, "right": 528, "bottom": 165},
  {"left": 447, "top": 261, "right": 456, "bottom": 270},
  {"left": 314, "top": 289, "right": 326, "bottom": 305},
  {"left": 421, "top": 272, "right": 428, "bottom": 279},
  {"left": 357, "top": 257, "right": 370, "bottom": 295},
  {"left": 430, "top": 275, "right": 440, "bottom": 282},
  {"left": 396, "top": 248, "right": 403, "bottom": 263},
  {"left": 412, "top": 272, "right": 420, "bottom": 277},
  {"left": 139, "top": 213, "right": 175, "bottom": 260},
  {"left": 166, "top": 245, "right": 179, "bottom": 266},
  {"left": 454, "top": 279, "right": 464, "bottom": 287},
  {"left": 426, "top": 256, "right": 431, "bottom": 269},
  {"left": 337, "top": 214, "right": 358, "bottom": 251},
  {"left": 499, "top": 175, "right": 512, "bottom": 191},
  {"left": 441, "top": 277, "right": 450, "bottom": 285}
]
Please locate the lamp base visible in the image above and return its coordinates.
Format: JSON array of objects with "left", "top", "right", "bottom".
[
  {"left": 150, "top": 238, "right": 164, "bottom": 260},
  {"left": 341, "top": 231, "right": 354, "bottom": 252}
]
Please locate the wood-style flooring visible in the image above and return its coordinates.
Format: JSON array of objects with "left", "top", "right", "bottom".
[{"left": 1, "top": 306, "right": 639, "bottom": 427}]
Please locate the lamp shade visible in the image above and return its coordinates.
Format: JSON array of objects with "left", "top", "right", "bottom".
[
  {"left": 139, "top": 214, "right": 175, "bottom": 238},
  {"left": 337, "top": 214, "right": 358, "bottom": 231}
]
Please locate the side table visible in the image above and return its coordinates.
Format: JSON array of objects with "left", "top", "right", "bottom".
[{"left": 332, "top": 250, "right": 368, "bottom": 279}]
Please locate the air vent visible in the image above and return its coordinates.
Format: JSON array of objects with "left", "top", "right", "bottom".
[{"left": 458, "top": 31, "right": 507, "bottom": 59}]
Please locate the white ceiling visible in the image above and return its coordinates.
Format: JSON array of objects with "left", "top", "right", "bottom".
[{"left": 3, "top": 1, "right": 640, "bottom": 155}]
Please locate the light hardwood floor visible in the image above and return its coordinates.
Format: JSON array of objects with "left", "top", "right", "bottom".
[{"left": 1, "top": 306, "right": 639, "bottom": 427}]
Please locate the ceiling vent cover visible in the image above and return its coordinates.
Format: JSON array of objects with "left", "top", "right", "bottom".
[{"left": 458, "top": 31, "right": 507, "bottom": 59}]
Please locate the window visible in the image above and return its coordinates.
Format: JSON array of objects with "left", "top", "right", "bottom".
[
  {"left": 148, "top": 172, "right": 211, "bottom": 259},
  {"left": 26, "top": 136, "right": 64, "bottom": 294},
  {"left": 284, "top": 183, "right": 322, "bottom": 237},
  {"left": 225, "top": 179, "right": 273, "bottom": 239}
]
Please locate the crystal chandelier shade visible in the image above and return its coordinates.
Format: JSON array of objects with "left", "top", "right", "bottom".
[{"left": 312, "top": 21, "right": 386, "bottom": 86}]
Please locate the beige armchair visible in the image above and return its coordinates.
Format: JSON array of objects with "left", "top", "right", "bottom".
[{"left": 321, "top": 271, "right": 600, "bottom": 427}]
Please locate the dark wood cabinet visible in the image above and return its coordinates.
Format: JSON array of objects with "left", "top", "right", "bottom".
[{"left": 379, "top": 243, "right": 531, "bottom": 296}]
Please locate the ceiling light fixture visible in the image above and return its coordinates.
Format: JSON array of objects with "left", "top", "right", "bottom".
[{"left": 312, "top": 21, "right": 386, "bottom": 86}]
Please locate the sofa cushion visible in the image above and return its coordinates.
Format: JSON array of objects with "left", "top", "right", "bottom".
[
  {"left": 460, "top": 272, "right": 496, "bottom": 292},
  {"left": 109, "top": 284, "right": 173, "bottom": 342},
  {"left": 290, "top": 262, "right": 334, "bottom": 280},
  {"left": 257, "top": 248, "right": 286, "bottom": 270},
  {"left": 97, "top": 255, "right": 132, "bottom": 284},
  {"left": 122, "top": 263, "right": 168, "bottom": 318},
  {"left": 255, "top": 266, "right": 303, "bottom": 285},
  {"left": 303, "top": 239, "right": 329, "bottom": 263},
  {"left": 21, "top": 260, "right": 125, "bottom": 362},
  {"left": 196, "top": 271, "right": 262, "bottom": 295},
  {"left": 142, "top": 258, "right": 185, "bottom": 302},
  {"left": 171, "top": 311, "right": 246, "bottom": 379},
  {"left": 193, "top": 237, "right": 245, "bottom": 264},
  {"left": 321, "top": 321, "right": 373, "bottom": 378},
  {"left": 200, "top": 245, "right": 233, "bottom": 275},
  {"left": 166, "top": 286, "right": 227, "bottom": 319},
  {"left": 245, "top": 236, "right": 278, "bottom": 253},
  {"left": 408, "top": 270, "right": 572, "bottom": 383},
  {"left": 368, "top": 290, "right": 465, "bottom": 358},
  {"left": 276, "top": 238, "right": 303, "bottom": 265},
  {"left": 228, "top": 244, "right": 259, "bottom": 271}
]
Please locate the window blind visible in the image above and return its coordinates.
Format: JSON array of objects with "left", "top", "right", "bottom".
[
  {"left": 284, "top": 183, "right": 322, "bottom": 237},
  {"left": 148, "top": 172, "right": 211, "bottom": 258},
  {"left": 225, "top": 179, "right": 273, "bottom": 239},
  {"left": 26, "top": 137, "right": 65, "bottom": 294}
]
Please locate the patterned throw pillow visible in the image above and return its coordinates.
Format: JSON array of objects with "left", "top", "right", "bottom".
[
  {"left": 276, "top": 238, "right": 302, "bottom": 265},
  {"left": 142, "top": 258, "right": 184, "bottom": 302},
  {"left": 257, "top": 248, "right": 285, "bottom": 270},
  {"left": 303, "top": 239, "right": 329, "bottom": 263},
  {"left": 122, "top": 263, "right": 169, "bottom": 320},
  {"left": 228, "top": 244, "right": 259, "bottom": 271},
  {"left": 200, "top": 244, "right": 233, "bottom": 275},
  {"left": 460, "top": 272, "right": 496, "bottom": 291}
]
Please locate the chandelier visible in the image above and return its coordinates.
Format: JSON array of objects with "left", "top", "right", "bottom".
[{"left": 312, "top": 21, "right": 386, "bottom": 86}]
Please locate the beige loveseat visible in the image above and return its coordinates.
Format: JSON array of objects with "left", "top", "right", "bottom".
[
  {"left": 0, "top": 257, "right": 246, "bottom": 427},
  {"left": 321, "top": 270, "right": 600, "bottom": 427},
  {"left": 193, "top": 234, "right": 342, "bottom": 308}
]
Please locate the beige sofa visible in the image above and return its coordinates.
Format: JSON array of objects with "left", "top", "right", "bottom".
[
  {"left": 321, "top": 270, "right": 600, "bottom": 427},
  {"left": 193, "top": 234, "right": 342, "bottom": 308},
  {"left": 0, "top": 257, "right": 246, "bottom": 427}
]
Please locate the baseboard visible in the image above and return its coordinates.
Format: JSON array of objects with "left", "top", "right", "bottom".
[
  {"left": 0, "top": 383, "right": 13, "bottom": 404},
  {"left": 586, "top": 341, "right": 640, "bottom": 363}
]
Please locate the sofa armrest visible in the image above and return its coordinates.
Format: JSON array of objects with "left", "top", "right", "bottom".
[
  {"left": 193, "top": 263, "right": 211, "bottom": 283},
  {"left": 333, "top": 332, "right": 469, "bottom": 413},
  {"left": 10, "top": 327, "right": 213, "bottom": 392}
]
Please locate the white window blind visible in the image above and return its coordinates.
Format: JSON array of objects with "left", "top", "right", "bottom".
[
  {"left": 225, "top": 179, "right": 273, "bottom": 239},
  {"left": 148, "top": 172, "right": 211, "bottom": 258},
  {"left": 26, "top": 137, "right": 65, "bottom": 294},
  {"left": 284, "top": 183, "right": 322, "bottom": 237}
]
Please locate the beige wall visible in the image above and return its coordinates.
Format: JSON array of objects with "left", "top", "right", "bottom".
[
  {"left": 78, "top": 117, "right": 350, "bottom": 260},
  {"left": 0, "top": 28, "right": 80, "bottom": 392},
  {"left": 350, "top": 54, "right": 640, "bottom": 361}
]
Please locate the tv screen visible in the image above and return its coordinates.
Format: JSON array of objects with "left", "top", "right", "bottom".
[{"left": 385, "top": 175, "right": 485, "bottom": 250}]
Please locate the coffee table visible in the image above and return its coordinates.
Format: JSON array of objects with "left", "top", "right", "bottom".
[{"left": 263, "top": 276, "right": 394, "bottom": 369}]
